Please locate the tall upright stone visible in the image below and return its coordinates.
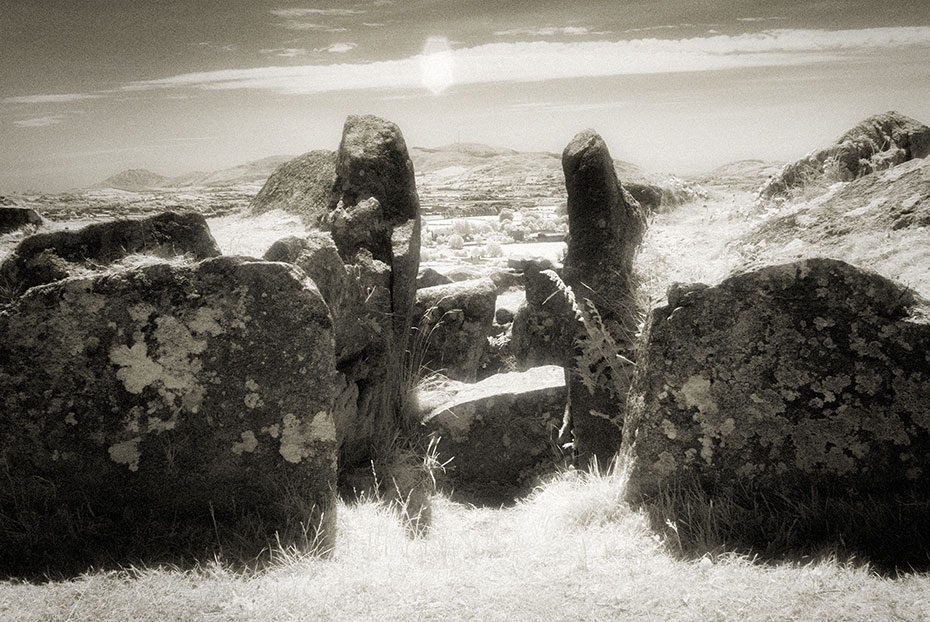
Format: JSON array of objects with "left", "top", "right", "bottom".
[
  {"left": 561, "top": 129, "right": 646, "bottom": 465},
  {"left": 268, "top": 115, "right": 422, "bottom": 467}
]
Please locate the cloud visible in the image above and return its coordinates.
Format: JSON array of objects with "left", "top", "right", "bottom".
[
  {"left": 494, "top": 26, "right": 606, "bottom": 37},
  {"left": 3, "top": 93, "right": 103, "bottom": 104},
  {"left": 279, "top": 22, "right": 347, "bottom": 32},
  {"left": 260, "top": 47, "right": 309, "bottom": 57},
  {"left": 737, "top": 17, "right": 785, "bottom": 23},
  {"left": 269, "top": 8, "right": 363, "bottom": 17},
  {"left": 13, "top": 115, "right": 66, "bottom": 127},
  {"left": 119, "top": 27, "right": 930, "bottom": 97},
  {"left": 317, "top": 42, "right": 357, "bottom": 53}
]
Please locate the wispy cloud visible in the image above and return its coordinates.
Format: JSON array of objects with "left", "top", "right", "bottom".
[
  {"left": 260, "top": 47, "right": 309, "bottom": 57},
  {"left": 3, "top": 93, "right": 103, "bottom": 104},
  {"left": 494, "top": 26, "right": 605, "bottom": 37},
  {"left": 270, "top": 8, "right": 363, "bottom": 18},
  {"left": 316, "top": 42, "right": 357, "bottom": 53},
  {"left": 11, "top": 27, "right": 930, "bottom": 105},
  {"left": 737, "top": 17, "right": 785, "bottom": 23},
  {"left": 13, "top": 115, "right": 66, "bottom": 127},
  {"left": 279, "top": 22, "right": 347, "bottom": 32}
]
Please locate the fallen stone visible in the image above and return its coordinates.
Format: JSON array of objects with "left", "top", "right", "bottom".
[
  {"left": 420, "top": 365, "right": 567, "bottom": 501},
  {"left": 0, "top": 211, "right": 221, "bottom": 295}
]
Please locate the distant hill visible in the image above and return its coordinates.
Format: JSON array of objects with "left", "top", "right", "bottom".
[
  {"left": 98, "top": 169, "right": 172, "bottom": 192},
  {"left": 94, "top": 156, "right": 295, "bottom": 191}
]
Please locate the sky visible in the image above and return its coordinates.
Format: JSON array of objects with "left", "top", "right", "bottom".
[{"left": 1, "top": 0, "right": 929, "bottom": 192}]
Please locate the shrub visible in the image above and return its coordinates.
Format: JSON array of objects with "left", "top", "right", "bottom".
[
  {"left": 448, "top": 234, "right": 465, "bottom": 250},
  {"left": 484, "top": 241, "right": 503, "bottom": 257},
  {"left": 451, "top": 219, "right": 471, "bottom": 238},
  {"left": 499, "top": 208, "right": 515, "bottom": 223}
]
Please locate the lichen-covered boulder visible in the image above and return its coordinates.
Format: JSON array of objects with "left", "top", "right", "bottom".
[
  {"left": 0, "top": 206, "right": 42, "bottom": 234},
  {"left": 759, "top": 111, "right": 930, "bottom": 198},
  {"left": 0, "top": 256, "right": 337, "bottom": 576},
  {"left": 0, "top": 211, "right": 220, "bottom": 295},
  {"left": 562, "top": 129, "right": 646, "bottom": 465},
  {"left": 420, "top": 365, "right": 567, "bottom": 501},
  {"left": 414, "top": 278, "right": 497, "bottom": 382},
  {"left": 624, "top": 258, "right": 930, "bottom": 501}
]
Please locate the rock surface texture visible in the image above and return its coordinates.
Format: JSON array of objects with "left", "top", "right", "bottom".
[
  {"left": 420, "top": 365, "right": 567, "bottom": 501},
  {"left": 249, "top": 150, "right": 337, "bottom": 224},
  {"left": 0, "top": 206, "right": 42, "bottom": 234},
  {"left": 413, "top": 278, "right": 497, "bottom": 382},
  {"left": 561, "top": 129, "right": 646, "bottom": 465},
  {"left": 759, "top": 111, "right": 930, "bottom": 198},
  {"left": 0, "top": 211, "right": 220, "bottom": 295},
  {"left": 624, "top": 258, "right": 930, "bottom": 501},
  {"left": 266, "top": 115, "right": 421, "bottom": 467},
  {"left": 0, "top": 256, "right": 338, "bottom": 575}
]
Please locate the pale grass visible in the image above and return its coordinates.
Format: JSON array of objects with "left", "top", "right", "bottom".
[
  {"left": 3, "top": 461, "right": 928, "bottom": 622},
  {"left": 206, "top": 209, "right": 310, "bottom": 258}
]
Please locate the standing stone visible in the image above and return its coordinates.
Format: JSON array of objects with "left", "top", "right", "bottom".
[
  {"left": 561, "top": 129, "right": 646, "bottom": 466},
  {"left": 511, "top": 260, "right": 573, "bottom": 370},
  {"left": 0, "top": 256, "right": 337, "bottom": 576},
  {"left": 267, "top": 115, "right": 421, "bottom": 467}
]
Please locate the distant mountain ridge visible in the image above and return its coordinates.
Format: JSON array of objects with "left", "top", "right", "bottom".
[{"left": 93, "top": 156, "right": 295, "bottom": 191}]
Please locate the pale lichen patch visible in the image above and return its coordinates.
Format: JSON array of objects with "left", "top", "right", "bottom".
[
  {"left": 680, "top": 374, "right": 718, "bottom": 415},
  {"left": 279, "top": 411, "right": 335, "bottom": 464},
  {"left": 109, "top": 437, "right": 142, "bottom": 471},
  {"left": 232, "top": 430, "right": 259, "bottom": 454}
]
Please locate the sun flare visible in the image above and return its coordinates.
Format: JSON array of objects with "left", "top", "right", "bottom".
[{"left": 419, "top": 36, "right": 454, "bottom": 94}]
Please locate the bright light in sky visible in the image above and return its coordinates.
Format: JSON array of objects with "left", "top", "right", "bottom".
[{"left": 420, "top": 37, "right": 454, "bottom": 94}]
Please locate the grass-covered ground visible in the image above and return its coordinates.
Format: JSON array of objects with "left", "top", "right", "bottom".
[{"left": 3, "top": 462, "right": 928, "bottom": 621}]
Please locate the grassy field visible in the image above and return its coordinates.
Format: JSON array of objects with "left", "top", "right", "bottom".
[{"left": 2, "top": 461, "right": 928, "bottom": 621}]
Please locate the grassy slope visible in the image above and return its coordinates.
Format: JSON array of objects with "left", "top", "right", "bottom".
[{"left": 3, "top": 465, "right": 928, "bottom": 621}]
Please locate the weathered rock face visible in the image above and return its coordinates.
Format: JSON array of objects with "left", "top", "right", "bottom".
[
  {"left": 0, "top": 256, "right": 337, "bottom": 575},
  {"left": 511, "top": 261, "right": 573, "bottom": 370},
  {"left": 266, "top": 115, "right": 421, "bottom": 467},
  {"left": 0, "top": 207, "right": 42, "bottom": 234},
  {"left": 416, "top": 267, "right": 453, "bottom": 289},
  {"left": 0, "top": 211, "right": 220, "bottom": 296},
  {"left": 420, "top": 365, "right": 567, "bottom": 501},
  {"left": 760, "top": 111, "right": 930, "bottom": 198},
  {"left": 624, "top": 258, "right": 930, "bottom": 502},
  {"left": 561, "top": 130, "right": 646, "bottom": 465},
  {"left": 249, "top": 150, "right": 336, "bottom": 224},
  {"left": 413, "top": 278, "right": 497, "bottom": 382}
]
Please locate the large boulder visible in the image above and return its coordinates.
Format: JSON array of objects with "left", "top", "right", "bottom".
[
  {"left": 561, "top": 130, "right": 646, "bottom": 465},
  {"left": 0, "top": 211, "right": 220, "bottom": 296},
  {"left": 416, "top": 266, "right": 453, "bottom": 289},
  {"left": 0, "top": 206, "right": 42, "bottom": 235},
  {"left": 413, "top": 278, "right": 497, "bottom": 382},
  {"left": 624, "top": 258, "right": 930, "bottom": 500},
  {"left": 420, "top": 365, "right": 567, "bottom": 501},
  {"left": 0, "top": 256, "right": 338, "bottom": 577},
  {"left": 759, "top": 111, "right": 930, "bottom": 198},
  {"left": 249, "top": 150, "right": 336, "bottom": 224},
  {"left": 267, "top": 115, "right": 421, "bottom": 467}
]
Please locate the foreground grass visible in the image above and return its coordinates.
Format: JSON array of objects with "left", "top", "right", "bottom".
[{"left": 2, "top": 466, "right": 927, "bottom": 622}]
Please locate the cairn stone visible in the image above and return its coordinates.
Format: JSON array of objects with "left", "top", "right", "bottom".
[
  {"left": 561, "top": 129, "right": 646, "bottom": 465},
  {"left": 0, "top": 256, "right": 337, "bottom": 576}
]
